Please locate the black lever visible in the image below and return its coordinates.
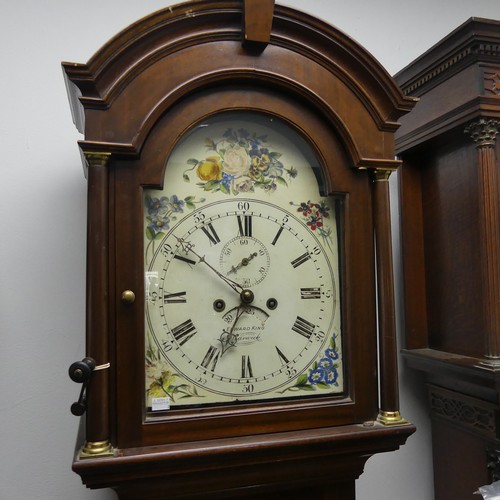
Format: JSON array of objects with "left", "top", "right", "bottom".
[{"left": 68, "top": 357, "right": 96, "bottom": 416}]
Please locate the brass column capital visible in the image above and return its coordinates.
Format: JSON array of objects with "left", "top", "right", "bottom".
[
  {"left": 370, "top": 168, "right": 394, "bottom": 182},
  {"left": 84, "top": 152, "right": 112, "bottom": 168}
]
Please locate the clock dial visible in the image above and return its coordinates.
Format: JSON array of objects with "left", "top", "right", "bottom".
[{"left": 144, "top": 112, "right": 343, "bottom": 409}]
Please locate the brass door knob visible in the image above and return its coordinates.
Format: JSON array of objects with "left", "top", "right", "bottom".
[{"left": 121, "top": 290, "right": 136, "bottom": 304}]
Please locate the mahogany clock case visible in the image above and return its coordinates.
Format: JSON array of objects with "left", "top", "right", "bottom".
[{"left": 63, "top": 1, "right": 416, "bottom": 496}]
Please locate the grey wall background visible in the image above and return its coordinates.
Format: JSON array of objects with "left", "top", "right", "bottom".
[{"left": 1, "top": 1, "right": 499, "bottom": 499}]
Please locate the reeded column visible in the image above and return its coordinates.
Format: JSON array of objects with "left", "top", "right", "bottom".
[
  {"left": 81, "top": 152, "right": 113, "bottom": 457},
  {"left": 372, "top": 167, "right": 407, "bottom": 425},
  {"left": 465, "top": 119, "right": 500, "bottom": 369}
]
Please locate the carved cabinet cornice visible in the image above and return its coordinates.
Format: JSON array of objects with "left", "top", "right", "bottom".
[{"left": 395, "top": 17, "right": 500, "bottom": 500}]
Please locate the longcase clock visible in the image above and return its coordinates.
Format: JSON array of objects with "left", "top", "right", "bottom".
[{"left": 63, "top": 1, "right": 417, "bottom": 498}]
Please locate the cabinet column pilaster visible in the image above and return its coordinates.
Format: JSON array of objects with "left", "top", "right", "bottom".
[
  {"left": 81, "top": 152, "right": 113, "bottom": 457},
  {"left": 371, "top": 168, "right": 407, "bottom": 425},
  {"left": 465, "top": 119, "right": 500, "bottom": 368}
]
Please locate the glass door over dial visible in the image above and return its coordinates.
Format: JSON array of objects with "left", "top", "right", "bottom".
[{"left": 144, "top": 112, "right": 343, "bottom": 411}]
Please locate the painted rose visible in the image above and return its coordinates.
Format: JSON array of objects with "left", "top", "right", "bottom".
[
  {"left": 145, "top": 362, "right": 165, "bottom": 388},
  {"left": 197, "top": 156, "right": 222, "bottom": 181},
  {"left": 222, "top": 144, "right": 251, "bottom": 177},
  {"left": 146, "top": 366, "right": 176, "bottom": 399},
  {"left": 232, "top": 176, "right": 254, "bottom": 193}
]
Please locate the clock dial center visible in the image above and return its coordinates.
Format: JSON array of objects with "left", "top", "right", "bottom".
[{"left": 240, "top": 289, "right": 254, "bottom": 304}]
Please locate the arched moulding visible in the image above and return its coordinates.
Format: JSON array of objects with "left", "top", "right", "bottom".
[{"left": 62, "top": 0, "right": 416, "bottom": 170}]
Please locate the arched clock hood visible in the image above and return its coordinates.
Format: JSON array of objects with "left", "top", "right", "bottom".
[{"left": 63, "top": 0, "right": 415, "bottom": 171}]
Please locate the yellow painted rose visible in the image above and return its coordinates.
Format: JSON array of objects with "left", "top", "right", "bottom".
[
  {"left": 146, "top": 368, "right": 175, "bottom": 398},
  {"left": 197, "top": 156, "right": 222, "bottom": 181}
]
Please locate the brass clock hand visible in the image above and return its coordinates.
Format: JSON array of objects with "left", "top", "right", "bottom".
[
  {"left": 219, "top": 304, "right": 247, "bottom": 354},
  {"left": 227, "top": 252, "right": 258, "bottom": 275},
  {"left": 219, "top": 304, "right": 270, "bottom": 356},
  {"left": 174, "top": 236, "right": 243, "bottom": 294}
]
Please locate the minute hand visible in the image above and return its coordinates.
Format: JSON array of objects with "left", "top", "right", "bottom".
[{"left": 175, "top": 236, "right": 243, "bottom": 294}]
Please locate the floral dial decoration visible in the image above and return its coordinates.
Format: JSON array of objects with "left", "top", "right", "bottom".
[
  {"left": 145, "top": 194, "right": 204, "bottom": 262},
  {"left": 284, "top": 334, "right": 340, "bottom": 393},
  {"left": 145, "top": 332, "right": 203, "bottom": 404},
  {"left": 183, "top": 127, "right": 298, "bottom": 195},
  {"left": 292, "top": 200, "right": 334, "bottom": 249}
]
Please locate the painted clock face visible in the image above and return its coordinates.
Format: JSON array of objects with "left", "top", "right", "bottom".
[{"left": 144, "top": 112, "right": 343, "bottom": 411}]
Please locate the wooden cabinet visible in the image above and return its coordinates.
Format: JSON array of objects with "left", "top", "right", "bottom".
[
  {"left": 63, "top": 1, "right": 416, "bottom": 497},
  {"left": 395, "top": 17, "right": 500, "bottom": 500}
]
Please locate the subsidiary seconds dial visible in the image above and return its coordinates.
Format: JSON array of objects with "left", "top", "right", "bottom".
[{"left": 146, "top": 199, "right": 338, "bottom": 401}]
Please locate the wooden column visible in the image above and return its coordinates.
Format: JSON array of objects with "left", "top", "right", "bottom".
[
  {"left": 372, "top": 168, "right": 407, "bottom": 425},
  {"left": 81, "top": 152, "right": 113, "bottom": 457},
  {"left": 465, "top": 119, "right": 500, "bottom": 368}
]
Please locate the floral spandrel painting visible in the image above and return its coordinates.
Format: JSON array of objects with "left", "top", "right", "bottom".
[{"left": 182, "top": 127, "right": 298, "bottom": 195}]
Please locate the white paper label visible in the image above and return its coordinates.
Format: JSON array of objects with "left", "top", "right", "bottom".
[{"left": 151, "top": 397, "right": 170, "bottom": 411}]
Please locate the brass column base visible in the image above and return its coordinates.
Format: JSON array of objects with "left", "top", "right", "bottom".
[
  {"left": 377, "top": 411, "right": 410, "bottom": 426},
  {"left": 79, "top": 440, "right": 115, "bottom": 459},
  {"left": 479, "top": 356, "right": 500, "bottom": 370}
]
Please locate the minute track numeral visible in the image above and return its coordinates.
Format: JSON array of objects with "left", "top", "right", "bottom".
[
  {"left": 291, "top": 252, "right": 310, "bottom": 268},
  {"left": 292, "top": 316, "right": 316, "bottom": 339},
  {"left": 201, "top": 222, "right": 220, "bottom": 245},
  {"left": 171, "top": 319, "right": 197, "bottom": 345},
  {"left": 237, "top": 215, "right": 252, "bottom": 237}
]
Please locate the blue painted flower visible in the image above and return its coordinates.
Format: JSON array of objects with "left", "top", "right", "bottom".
[
  {"left": 317, "top": 201, "right": 330, "bottom": 218},
  {"left": 223, "top": 128, "right": 236, "bottom": 140},
  {"left": 325, "top": 368, "right": 339, "bottom": 385},
  {"left": 168, "top": 195, "right": 185, "bottom": 213},
  {"left": 221, "top": 172, "right": 234, "bottom": 191},
  {"left": 318, "top": 357, "right": 333, "bottom": 370},
  {"left": 308, "top": 368, "right": 324, "bottom": 385},
  {"left": 148, "top": 214, "right": 170, "bottom": 234},
  {"left": 237, "top": 128, "right": 250, "bottom": 140},
  {"left": 325, "top": 348, "right": 339, "bottom": 361},
  {"left": 145, "top": 195, "right": 162, "bottom": 215},
  {"left": 249, "top": 145, "right": 261, "bottom": 158},
  {"left": 297, "top": 201, "right": 312, "bottom": 215}
]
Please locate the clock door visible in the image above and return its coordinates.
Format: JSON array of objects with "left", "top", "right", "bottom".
[{"left": 113, "top": 89, "right": 377, "bottom": 447}]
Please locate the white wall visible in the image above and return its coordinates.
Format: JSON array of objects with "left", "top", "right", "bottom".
[{"left": 1, "top": 1, "right": 499, "bottom": 499}]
